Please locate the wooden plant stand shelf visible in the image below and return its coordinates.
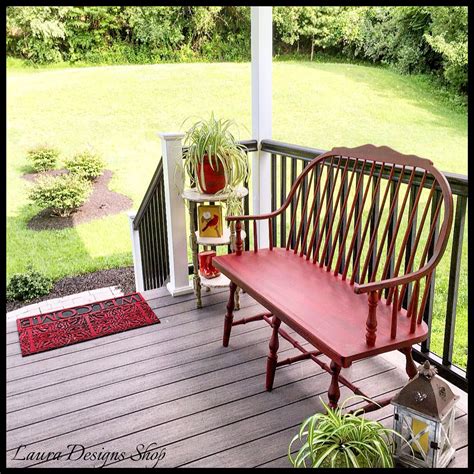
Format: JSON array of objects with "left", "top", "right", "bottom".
[{"left": 182, "top": 187, "right": 248, "bottom": 309}]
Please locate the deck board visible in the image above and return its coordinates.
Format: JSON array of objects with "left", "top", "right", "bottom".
[{"left": 6, "top": 289, "right": 468, "bottom": 468}]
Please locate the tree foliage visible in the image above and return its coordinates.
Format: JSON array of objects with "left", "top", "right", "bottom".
[
  {"left": 6, "top": 6, "right": 467, "bottom": 95},
  {"left": 273, "top": 6, "right": 467, "bottom": 95}
]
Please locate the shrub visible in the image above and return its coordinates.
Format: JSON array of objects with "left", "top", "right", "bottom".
[
  {"left": 26, "top": 145, "right": 60, "bottom": 172},
  {"left": 65, "top": 151, "right": 105, "bottom": 181},
  {"left": 29, "top": 173, "right": 92, "bottom": 217},
  {"left": 7, "top": 266, "right": 53, "bottom": 301}
]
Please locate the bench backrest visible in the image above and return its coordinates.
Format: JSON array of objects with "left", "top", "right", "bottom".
[{"left": 277, "top": 144, "right": 453, "bottom": 312}]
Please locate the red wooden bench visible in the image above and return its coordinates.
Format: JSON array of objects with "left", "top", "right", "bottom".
[{"left": 213, "top": 145, "right": 453, "bottom": 411}]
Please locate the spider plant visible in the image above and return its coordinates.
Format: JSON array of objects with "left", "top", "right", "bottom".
[
  {"left": 288, "top": 396, "right": 412, "bottom": 468},
  {"left": 225, "top": 188, "right": 244, "bottom": 217},
  {"left": 225, "top": 189, "right": 245, "bottom": 250},
  {"left": 182, "top": 113, "right": 249, "bottom": 194}
]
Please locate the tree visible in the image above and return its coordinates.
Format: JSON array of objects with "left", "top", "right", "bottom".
[{"left": 424, "top": 7, "right": 468, "bottom": 93}]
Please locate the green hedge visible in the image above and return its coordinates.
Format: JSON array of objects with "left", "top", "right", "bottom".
[{"left": 6, "top": 6, "right": 467, "bottom": 96}]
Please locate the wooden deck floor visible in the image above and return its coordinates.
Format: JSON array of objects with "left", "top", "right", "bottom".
[{"left": 6, "top": 287, "right": 468, "bottom": 468}]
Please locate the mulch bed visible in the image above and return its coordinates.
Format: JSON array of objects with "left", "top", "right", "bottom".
[
  {"left": 6, "top": 266, "right": 136, "bottom": 313},
  {"left": 25, "top": 169, "right": 133, "bottom": 231}
]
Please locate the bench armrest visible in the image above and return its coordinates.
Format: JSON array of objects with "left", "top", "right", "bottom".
[
  {"left": 226, "top": 208, "right": 285, "bottom": 255},
  {"left": 226, "top": 210, "right": 280, "bottom": 223},
  {"left": 353, "top": 260, "right": 435, "bottom": 295}
]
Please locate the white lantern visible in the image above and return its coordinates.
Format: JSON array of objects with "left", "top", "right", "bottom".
[{"left": 391, "top": 360, "right": 459, "bottom": 468}]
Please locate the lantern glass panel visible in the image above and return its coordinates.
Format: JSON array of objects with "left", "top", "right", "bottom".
[
  {"left": 437, "top": 409, "right": 456, "bottom": 466},
  {"left": 395, "top": 409, "right": 437, "bottom": 467}
]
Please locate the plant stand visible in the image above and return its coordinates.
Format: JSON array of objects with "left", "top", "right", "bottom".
[{"left": 182, "top": 187, "right": 248, "bottom": 309}]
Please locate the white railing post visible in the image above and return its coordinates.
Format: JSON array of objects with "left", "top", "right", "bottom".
[
  {"left": 251, "top": 6, "right": 272, "bottom": 248},
  {"left": 128, "top": 211, "right": 145, "bottom": 292},
  {"left": 159, "top": 132, "right": 194, "bottom": 296}
]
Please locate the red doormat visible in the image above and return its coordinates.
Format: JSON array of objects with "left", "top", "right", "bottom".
[{"left": 17, "top": 293, "right": 160, "bottom": 357}]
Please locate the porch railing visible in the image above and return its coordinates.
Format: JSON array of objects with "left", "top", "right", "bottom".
[
  {"left": 132, "top": 158, "right": 169, "bottom": 290},
  {"left": 131, "top": 138, "right": 467, "bottom": 391}
]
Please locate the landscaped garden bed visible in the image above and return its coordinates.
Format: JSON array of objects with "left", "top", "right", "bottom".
[
  {"left": 24, "top": 169, "right": 132, "bottom": 230},
  {"left": 6, "top": 266, "right": 136, "bottom": 313}
]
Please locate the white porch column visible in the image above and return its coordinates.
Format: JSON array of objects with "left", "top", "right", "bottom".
[
  {"left": 251, "top": 6, "right": 272, "bottom": 249},
  {"left": 159, "top": 132, "right": 194, "bottom": 296}
]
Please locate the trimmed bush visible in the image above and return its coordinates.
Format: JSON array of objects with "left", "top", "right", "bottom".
[
  {"left": 65, "top": 151, "right": 105, "bottom": 181},
  {"left": 26, "top": 145, "right": 60, "bottom": 172},
  {"left": 29, "top": 173, "right": 92, "bottom": 217},
  {"left": 7, "top": 266, "right": 53, "bottom": 301}
]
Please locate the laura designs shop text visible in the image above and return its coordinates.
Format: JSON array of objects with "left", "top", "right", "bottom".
[{"left": 12, "top": 443, "right": 166, "bottom": 468}]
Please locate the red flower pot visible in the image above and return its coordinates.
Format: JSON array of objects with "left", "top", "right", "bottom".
[{"left": 196, "top": 154, "right": 226, "bottom": 194}]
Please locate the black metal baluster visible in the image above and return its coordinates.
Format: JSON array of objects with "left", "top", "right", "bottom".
[
  {"left": 402, "top": 184, "right": 419, "bottom": 308},
  {"left": 271, "top": 153, "right": 277, "bottom": 245},
  {"left": 443, "top": 194, "right": 467, "bottom": 366},
  {"left": 301, "top": 161, "right": 308, "bottom": 255},
  {"left": 385, "top": 177, "right": 399, "bottom": 298},
  {"left": 280, "top": 155, "right": 287, "bottom": 247},
  {"left": 421, "top": 190, "right": 441, "bottom": 353},
  {"left": 338, "top": 163, "right": 348, "bottom": 274},
  {"left": 368, "top": 168, "right": 380, "bottom": 282},
  {"left": 290, "top": 157, "right": 298, "bottom": 249}
]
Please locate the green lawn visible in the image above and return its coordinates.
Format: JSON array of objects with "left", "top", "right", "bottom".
[{"left": 6, "top": 60, "right": 467, "bottom": 367}]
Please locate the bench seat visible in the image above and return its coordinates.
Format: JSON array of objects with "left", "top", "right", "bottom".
[{"left": 213, "top": 248, "right": 428, "bottom": 368}]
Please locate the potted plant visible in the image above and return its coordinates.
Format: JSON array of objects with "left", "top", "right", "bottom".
[
  {"left": 288, "top": 397, "right": 412, "bottom": 468},
  {"left": 182, "top": 113, "right": 249, "bottom": 195}
]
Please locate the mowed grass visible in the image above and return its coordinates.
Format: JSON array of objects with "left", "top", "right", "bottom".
[{"left": 7, "top": 60, "right": 467, "bottom": 366}]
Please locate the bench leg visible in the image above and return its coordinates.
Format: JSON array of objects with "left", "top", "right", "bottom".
[
  {"left": 266, "top": 316, "right": 281, "bottom": 391},
  {"left": 328, "top": 361, "right": 341, "bottom": 409},
  {"left": 401, "top": 346, "right": 418, "bottom": 379},
  {"left": 223, "top": 281, "right": 237, "bottom": 347}
]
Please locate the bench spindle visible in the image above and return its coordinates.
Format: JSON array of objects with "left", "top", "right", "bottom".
[
  {"left": 306, "top": 158, "right": 335, "bottom": 260},
  {"left": 253, "top": 220, "right": 258, "bottom": 252},
  {"left": 361, "top": 164, "right": 396, "bottom": 283},
  {"left": 350, "top": 165, "right": 385, "bottom": 285},
  {"left": 391, "top": 286, "right": 399, "bottom": 339},
  {"left": 379, "top": 167, "right": 417, "bottom": 285},
  {"left": 319, "top": 157, "right": 356, "bottom": 270},
  {"left": 268, "top": 219, "right": 273, "bottom": 250},
  {"left": 313, "top": 157, "right": 345, "bottom": 264},
  {"left": 235, "top": 220, "right": 243, "bottom": 256},
  {"left": 294, "top": 168, "right": 315, "bottom": 255},
  {"left": 366, "top": 290, "right": 379, "bottom": 346},
  {"left": 343, "top": 161, "right": 376, "bottom": 281},
  {"left": 326, "top": 158, "right": 359, "bottom": 272}
]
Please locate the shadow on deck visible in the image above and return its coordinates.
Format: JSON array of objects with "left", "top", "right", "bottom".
[{"left": 6, "top": 287, "right": 468, "bottom": 468}]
